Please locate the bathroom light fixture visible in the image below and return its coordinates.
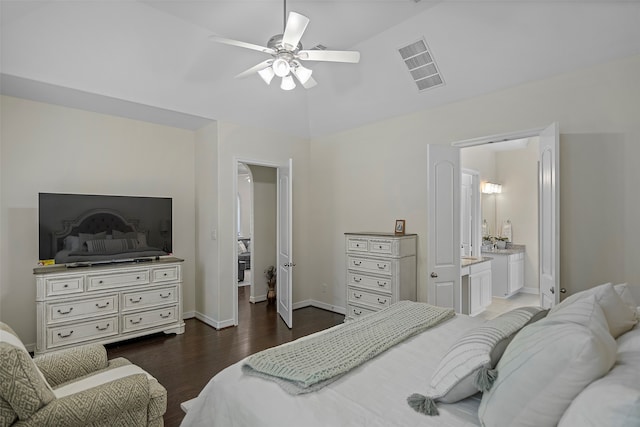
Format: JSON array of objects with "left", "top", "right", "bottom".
[
  {"left": 482, "top": 182, "right": 502, "bottom": 194},
  {"left": 280, "top": 74, "right": 296, "bottom": 90}
]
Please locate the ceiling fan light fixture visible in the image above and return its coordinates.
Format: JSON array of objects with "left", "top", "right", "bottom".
[
  {"left": 272, "top": 57, "right": 291, "bottom": 77},
  {"left": 280, "top": 75, "right": 296, "bottom": 90},
  {"left": 292, "top": 62, "right": 312, "bottom": 84},
  {"left": 258, "top": 66, "right": 275, "bottom": 84}
]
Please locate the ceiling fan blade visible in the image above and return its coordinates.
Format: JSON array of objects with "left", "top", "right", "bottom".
[
  {"left": 302, "top": 76, "right": 317, "bottom": 89},
  {"left": 234, "top": 60, "right": 273, "bottom": 79},
  {"left": 209, "top": 36, "right": 275, "bottom": 55},
  {"left": 282, "top": 12, "right": 310, "bottom": 50},
  {"left": 298, "top": 50, "right": 360, "bottom": 63}
]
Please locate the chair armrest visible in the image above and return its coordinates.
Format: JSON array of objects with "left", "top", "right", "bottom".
[
  {"left": 34, "top": 344, "right": 108, "bottom": 387},
  {"left": 13, "top": 373, "right": 150, "bottom": 427}
]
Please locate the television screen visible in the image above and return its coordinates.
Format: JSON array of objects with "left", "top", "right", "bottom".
[{"left": 39, "top": 193, "right": 172, "bottom": 265}]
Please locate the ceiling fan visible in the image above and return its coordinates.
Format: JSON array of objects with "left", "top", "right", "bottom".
[{"left": 210, "top": 0, "right": 360, "bottom": 91}]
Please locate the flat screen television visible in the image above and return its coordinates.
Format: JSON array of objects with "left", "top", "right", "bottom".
[{"left": 39, "top": 193, "right": 172, "bottom": 265}]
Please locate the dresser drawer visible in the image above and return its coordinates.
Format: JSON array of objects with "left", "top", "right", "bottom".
[
  {"left": 48, "top": 295, "right": 118, "bottom": 323},
  {"left": 87, "top": 269, "right": 149, "bottom": 291},
  {"left": 45, "top": 276, "right": 84, "bottom": 297},
  {"left": 347, "top": 272, "right": 392, "bottom": 293},
  {"left": 348, "top": 288, "right": 391, "bottom": 308},
  {"left": 48, "top": 317, "right": 118, "bottom": 348},
  {"left": 347, "top": 256, "right": 391, "bottom": 275},
  {"left": 347, "top": 237, "right": 369, "bottom": 252},
  {"left": 122, "top": 306, "right": 177, "bottom": 332},
  {"left": 347, "top": 304, "right": 377, "bottom": 319},
  {"left": 369, "top": 239, "right": 393, "bottom": 255},
  {"left": 151, "top": 266, "right": 179, "bottom": 283},
  {"left": 122, "top": 286, "right": 178, "bottom": 311}
]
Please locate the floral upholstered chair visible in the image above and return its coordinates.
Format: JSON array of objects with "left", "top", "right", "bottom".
[{"left": 0, "top": 321, "right": 166, "bottom": 426}]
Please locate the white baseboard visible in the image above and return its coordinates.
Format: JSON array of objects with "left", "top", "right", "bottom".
[
  {"left": 521, "top": 287, "right": 539, "bottom": 295},
  {"left": 183, "top": 311, "right": 196, "bottom": 319},
  {"left": 293, "top": 299, "right": 346, "bottom": 315},
  {"left": 194, "top": 312, "right": 235, "bottom": 329},
  {"left": 249, "top": 294, "right": 267, "bottom": 303}
]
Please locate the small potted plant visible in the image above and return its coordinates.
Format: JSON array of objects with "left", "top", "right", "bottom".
[
  {"left": 264, "top": 265, "right": 277, "bottom": 305},
  {"left": 494, "top": 236, "right": 508, "bottom": 249}
]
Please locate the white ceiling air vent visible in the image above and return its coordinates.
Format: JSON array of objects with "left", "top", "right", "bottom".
[{"left": 398, "top": 38, "right": 444, "bottom": 91}]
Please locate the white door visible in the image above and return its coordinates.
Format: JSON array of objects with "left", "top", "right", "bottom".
[
  {"left": 427, "top": 144, "right": 461, "bottom": 312},
  {"left": 461, "top": 173, "right": 473, "bottom": 257},
  {"left": 277, "top": 159, "right": 293, "bottom": 328},
  {"left": 539, "top": 123, "right": 560, "bottom": 308}
]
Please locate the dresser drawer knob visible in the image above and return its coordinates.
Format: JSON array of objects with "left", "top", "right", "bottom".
[
  {"left": 353, "top": 293, "right": 362, "bottom": 299},
  {"left": 129, "top": 297, "right": 142, "bottom": 303},
  {"left": 160, "top": 312, "right": 171, "bottom": 319},
  {"left": 98, "top": 280, "right": 104, "bottom": 284},
  {"left": 136, "top": 276, "right": 141, "bottom": 280},
  {"left": 377, "top": 298, "right": 387, "bottom": 304},
  {"left": 378, "top": 245, "right": 383, "bottom": 249},
  {"left": 63, "top": 284, "right": 69, "bottom": 288},
  {"left": 95, "top": 302, "right": 110, "bottom": 309},
  {"left": 163, "top": 273, "right": 168, "bottom": 277},
  {"left": 353, "top": 277, "right": 362, "bottom": 283},
  {"left": 130, "top": 318, "right": 143, "bottom": 325},
  {"left": 354, "top": 309, "right": 362, "bottom": 316},
  {"left": 353, "top": 261, "right": 362, "bottom": 266},
  {"left": 160, "top": 293, "right": 171, "bottom": 298},
  {"left": 57, "top": 330, "right": 74, "bottom": 338},
  {"left": 377, "top": 281, "right": 386, "bottom": 287},
  {"left": 57, "top": 307, "right": 73, "bottom": 315},
  {"left": 377, "top": 264, "right": 387, "bottom": 269},
  {"left": 95, "top": 323, "right": 110, "bottom": 331}
]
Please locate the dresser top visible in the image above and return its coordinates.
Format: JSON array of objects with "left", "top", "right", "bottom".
[
  {"left": 345, "top": 232, "right": 417, "bottom": 237},
  {"left": 33, "top": 256, "right": 184, "bottom": 274}
]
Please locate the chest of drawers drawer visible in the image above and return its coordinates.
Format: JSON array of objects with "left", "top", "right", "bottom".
[
  {"left": 48, "top": 317, "right": 118, "bottom": 349},
  {"left": 348, "top": 287, "right": 391, "bottom": 309},
  {"left": 122, "top": 306, "right": 178, "bottom": 332},
  {"left": 347, "top": 304, "right": 377, "bottom": 319},
  {"left": 122, "top": 285, "right": 178, "bottom": 311},
  {"left": 47, "top": 295, "right": 118, "bottom": 323},
  {"left": 87, "top": 269, "right": 149, "bottom": 291},
  {"left": 45, "top": 276, "right": 84, "bottom": 297},
  {"left": 347, "top": 256, "right": 391, "bottom": 275},
  {"left": 347, "top": 272, "right": 392, "bottom": 293},
  {"left": 152, "top": 266, "right": 179, "bottom": 283}
]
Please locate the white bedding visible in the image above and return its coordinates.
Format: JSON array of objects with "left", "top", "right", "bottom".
[{"left": 181, "top": 314, "right": 485, "bottom": 427}]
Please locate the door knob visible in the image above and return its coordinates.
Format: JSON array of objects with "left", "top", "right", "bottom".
[
  {"left": 560, "top": 288, "right": 566, "bottom": 293},
  {"left": 550, "top": 287, "right": 555, "bottom": 294},
  {"left": 430, "top": 272, "right": 438, "bottom": 278}
]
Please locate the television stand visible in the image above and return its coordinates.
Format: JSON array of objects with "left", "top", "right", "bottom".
[{"left": 33, "top": 257, "right": 185, "bottom": 354}]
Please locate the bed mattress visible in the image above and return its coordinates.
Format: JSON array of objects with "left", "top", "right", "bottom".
[{"left": 181, "top": 314, "right": 485, "bottom": 427}]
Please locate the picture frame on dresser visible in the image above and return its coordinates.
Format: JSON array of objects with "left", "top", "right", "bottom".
[{"left": 394, "top": 220, "right": 405, "bottom": 235}]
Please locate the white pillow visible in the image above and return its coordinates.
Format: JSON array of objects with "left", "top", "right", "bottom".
[
  {"left": 551, "top": 282, "right": 637, "bottom": 338},
  {"left": 614, "top": 283, "right": 638, "bottom": 313},
  {"left": 423, "top": 307, "right": 547, "bottom": 405},
  {"left": 559, "top": 322, "right": 640, "bottom": 427},
  {"left": 478, "top": 296, "right": 617, "bottom": 427}
]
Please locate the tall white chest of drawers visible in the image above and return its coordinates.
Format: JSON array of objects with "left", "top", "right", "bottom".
[
  {"left": 34, "top": 257, "right": 185, "bottom": 354},
  {"left": 345, "top": 233, "right": 417, "bottom": 320}
]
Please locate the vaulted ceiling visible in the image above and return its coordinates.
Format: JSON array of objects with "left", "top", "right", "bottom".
[{"left": 2, "top": 1, "right": 640, "bottom": 138}]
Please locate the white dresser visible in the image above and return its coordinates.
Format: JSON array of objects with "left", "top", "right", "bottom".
[
  {"left": 34, "top": 257, "right": 185, "bottom": 354},
  {"left": 345, "top": 233, "right": 417, "bottom": 320}
]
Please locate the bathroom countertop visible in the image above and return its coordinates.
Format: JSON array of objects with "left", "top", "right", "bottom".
[
  {"left": 481, "top": 244, "right": 525, "bottom": 256},
  {"left": 461, "top": 256, "right": 493, "bottom": 268}
]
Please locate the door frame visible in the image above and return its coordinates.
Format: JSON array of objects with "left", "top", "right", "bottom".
[
  {"left": 232, "top": 157, "right": 286, "bottom": 326},
  {"left": 452, "top": 124, "right": 559, "bottom": 307}
]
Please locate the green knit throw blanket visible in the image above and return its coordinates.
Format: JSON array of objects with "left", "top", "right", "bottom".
[{"left": 242, "top": 301, "right": 455, "bottom": 395}]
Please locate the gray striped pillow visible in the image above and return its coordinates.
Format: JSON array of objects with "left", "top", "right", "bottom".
[{"left": 426, "top": 306, "right": 547, "bottom": 404}]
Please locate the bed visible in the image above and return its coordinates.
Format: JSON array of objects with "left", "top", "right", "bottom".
[
  {"left": 181, "top": 283, "right": 640, "bottom": 427},
  {"left": 50, "top": 208, "right": 168, "bottom": 264}
]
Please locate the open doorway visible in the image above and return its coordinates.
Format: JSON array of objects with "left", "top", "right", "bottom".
[{"left": 461, "top": 138, "right": 541, "bottom": 318}]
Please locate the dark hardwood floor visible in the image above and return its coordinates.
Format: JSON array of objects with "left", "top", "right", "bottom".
[{"left": 106, "top": 286, "right": 344, "bottom": 427}]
